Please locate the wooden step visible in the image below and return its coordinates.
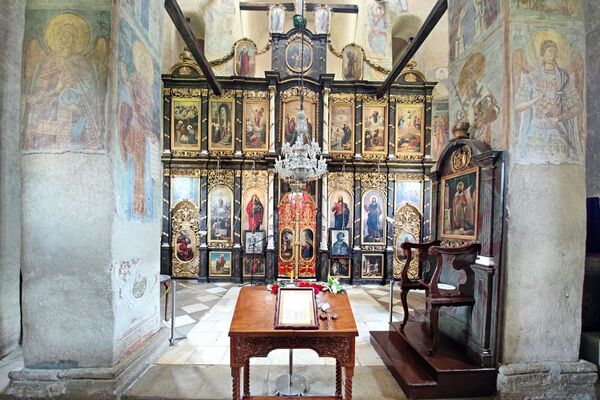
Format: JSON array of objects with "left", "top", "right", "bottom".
[
  {"left": 371, "top": 326, "right": 497, "bottom": 399},
  {"left": 370, "top": 330, "right": 437, "bottom": 399}
]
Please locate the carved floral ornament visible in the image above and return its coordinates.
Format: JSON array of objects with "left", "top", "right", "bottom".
[
  {"left": 391, "top": 94, "right": 426, "bottom": 104},
  {"left": 280, "top": 86, "right": 319, "bottom": 103},
  {"left": 208, "top": 169, "right": 235, "bottom": 189},
  {"left": 393, "top": 204, "right": 421, "bottom": 279},
  {"left": 242, "top": 170, "right": 269, "bottom": 187},
  {"left": 327, "top": 172, "right": 353, "bottom": 194},
  {"left": 359, "top": 173, "right": 387, "bottom": 193},
  {"left": 329, "top": 93, "right": 355, "bottom": 104},
  {"left": 451, "top": 145, "right": 472, "bottom": 173}
]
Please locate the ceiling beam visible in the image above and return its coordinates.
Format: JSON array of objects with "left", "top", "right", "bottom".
[
  {"left": 164, "top": 0, "right": 223, "bottom": 96},
  {"left": 239, "top": 2, "right": 358, "bottom": 13},
  {"left": 376, "top": 0, "right": 447, "bottom": 98}
]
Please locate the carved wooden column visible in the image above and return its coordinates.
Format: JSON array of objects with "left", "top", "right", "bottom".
[
  {"left": 201, "top": 89, "right": 209, "bottom": 154},
  {"left": 161, "top": 170, "right": 172, "bottom": 275},
  {"left": 268, "top": 85, "right": 276, "bottom": 154},
  {"left": 322, "top": 87, "right": 330, "bottom": 155},
  {"left": 354, "top": 99, "right": 362, "bottom": 158},
  {"left": 199, "top": 173, "right": 209, "bottom": 280}
]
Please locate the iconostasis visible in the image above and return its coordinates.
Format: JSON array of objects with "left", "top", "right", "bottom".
[{"left": 161, "top": 36, "right": 437, "bottom": 284}]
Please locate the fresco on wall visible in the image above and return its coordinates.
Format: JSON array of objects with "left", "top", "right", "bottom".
[
  {"left": 454, "top": 52, "right": 500, "bottom": 147},
  {"left": 449, "top": 0, "right": 500, "bottom": 62},
  {"left": 512, "top": 27, "right": 584, "bottom": 164},
  {"left": 22, "top": 11, "right": 110, "bottom": 152},
  {"left": 512, "top": 0, "right": 582, "bottom": 16},
  {"left": 116, "top": 18, "right": 161, "bottom": 221},
  {"left": 365, "top": 1, "right": 389, "bottom": 59},
  {"left": 431, "top": 104, "right": 449, "bottom": 161},
  {"left": 205, "top": 0, "right": 238, "bottom": 75},
  {"left": 120, "top": 0, "right": 161, "bottom": 45}
]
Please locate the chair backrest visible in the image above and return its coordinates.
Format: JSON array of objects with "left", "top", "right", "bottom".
[
  {"left": 428, "top": 242, "right": 481, "bottom": 296},
  {"left": 399, "top": 240, "right": 441, "bottom": 282}
]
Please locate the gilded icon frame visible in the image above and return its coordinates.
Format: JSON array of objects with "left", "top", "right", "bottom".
[
  {"left": 242, "top": 98, "right": 269, "bottom": 153},
  {"left": 395, "top": 103, "right": 425, "bottom": 158},
  {"left": 208, "top": 97, "right": 235, "bottom": 153},
  {"left": 362, "top": 104, "right": 388, "bottom": 156},
  {"left": 171, "top": 97, "right": 201, "bottom": 152}
]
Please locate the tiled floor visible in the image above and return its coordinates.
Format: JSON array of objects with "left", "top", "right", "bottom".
[{"left": 157, "top": 281, "right": 423, "bottom": 367}]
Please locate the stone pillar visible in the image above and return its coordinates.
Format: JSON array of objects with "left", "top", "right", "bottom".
[
  {"left": 0, "top": 0, "right": 24, "bottom": 360},
  {"left": 448, "top": 1, "right": 596, "bottom": 397},
  {"left": 586, "top": 0, "right": 600, "bottom": 198},
  {"left": 10, "top": 1, "right": 167, "bottom": 398}
]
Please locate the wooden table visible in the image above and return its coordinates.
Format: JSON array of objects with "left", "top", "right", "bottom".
[{"left": 229, "top": 286, "right": 358, "bottom": 400}]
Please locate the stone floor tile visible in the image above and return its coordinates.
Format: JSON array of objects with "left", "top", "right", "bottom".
[
  {"left": 174, "top": 314, "right": 197, "bottom": 328},
  {"left": 206, "top": 287, "right": 227, "bottom": 294},
  {"left": 181, "top": 302, "right": 209, "bottom": 314},
  {"left": 186, "top": 346, "right": 228, "bottom": 365},
  {"left": 195, "top": 293, "right": 220, "bottom": 302}
]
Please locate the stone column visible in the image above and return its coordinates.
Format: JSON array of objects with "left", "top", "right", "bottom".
[
  {"left": 586, "top": 0, "right": 600, "bottom": 198},
  {"left": 10, "top": 1, "right": 167, "bottom": 398},
  {"left": 447, "top": 1, "right": 596, "bottom": 397},
  {"left": 0, "top": 0, "right": 24, "bottom": 360}
]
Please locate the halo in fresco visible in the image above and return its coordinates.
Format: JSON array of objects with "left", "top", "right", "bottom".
[{"left": 44, "top": 12, "right": 91, "bottom": 56}]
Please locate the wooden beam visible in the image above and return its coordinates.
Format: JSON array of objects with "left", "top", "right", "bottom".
[
  {"left": 239, "top": 2, "right": 358, "bottom": 13},
  {"left": 376, "top": 0, "right": 447, "bottom": 98},
  {"left": 164, "top": 0, "right": 223, "bottom": 96}
]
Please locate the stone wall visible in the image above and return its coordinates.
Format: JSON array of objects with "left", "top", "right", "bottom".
[
  {"left": 0, "top": 0, "right": 24, "bottom": 359},
  {"left": 586, "top": 0, "right": 600, "bottom": 197}
]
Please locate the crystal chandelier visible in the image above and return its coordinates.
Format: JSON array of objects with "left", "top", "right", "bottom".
[{"left": 274, "top": 0, "right": 327, "bottom": 192}]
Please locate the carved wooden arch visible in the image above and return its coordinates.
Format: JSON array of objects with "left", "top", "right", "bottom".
[
  {"left": 168, "top": 48, "right": 202, "bottom": 78},
  {"left": 433, "top": 138, "right": 491, "bottom": 175},
  {"left": 392, "top": 203, "right": 421, "bottom": 279},
  {"left": 171, "top": 200, "right": 200, "bottom": 278}
]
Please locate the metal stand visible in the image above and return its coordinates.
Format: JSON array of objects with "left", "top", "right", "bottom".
[
  {"left": 274, "top": 349, "right": 308, "bottom": 396},
  {"left": 170, "top": 279, "right": 177, "bottom": 345},
  {"left": 389, "top": 279, "right": 394, "bottom": 323}
]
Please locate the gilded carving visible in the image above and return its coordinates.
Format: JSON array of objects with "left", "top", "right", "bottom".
[
  {"left": 358, "top": 94, "right": 388, "bottom": 104},
  {"left": 362, "top": 244, "right": 386, "bottom": 252},
  {"left": 391, "top": 94, "right": 426, "bottom": 104},
  {"left": 441, "top": 238, "right": 468, "bottom": 248},
  {"left": 166, "top": 168, "right": 206, "bottom": 177},
  {"left": 396, "top": 153, "right": 424, "bottom": 161},
  {"left": 450, "top": 145, "right": 472, "bottom": 173},
  {"left": 362, "top": 153, "right": 387, "bottom": 161},
  {"left": 327, "top": 172, "right": 353, "bottom": 195},
  {"left": 172, "top": 88, "right": 203, "bottom": 98},
  {"left": 280, "top": 87, "right": 319, "bottom": 103},
  {"left": 330, "top": 93, "right": 355, "bottom": 103},
  {"left": 393, "top": 204, "right": 421, "bottom": 279},
  {"left": 359, "top": 173, "right": 387, "bottom": 193},
  {"left": 172, "top": 150, "right": 202, "bottom": 158},
  {"left": 394, "top": 173, "right": 423, "bottom": 182},
  {"left": 208, "top": 169, "right": 235, "bottom": 189},
  {"left": 243, "top": 90, "right": 269, "bottom": 100},
  {"left": 171, "top": 201, "right": 200, "bottom": 278}
]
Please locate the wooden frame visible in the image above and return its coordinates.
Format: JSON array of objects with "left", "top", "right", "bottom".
[
  {"left": 329, "top": 102, "right": 354, "bottom": 155},
  {"left": 395, "top": 103, "right": 425, "bottom": 157},
  {"left": 361, "top": 253, "right": 384, "bottom": 279},
  {"left": 242, "top": 98, "right": 269, "bottom": 153},
  {"left": 362, "top": 103, "right": 388, "bottom": 156},
  {"left": 440, "top": 167, "right": 479, "bottom": 240},
  {"left": 329, "top": 258, "right": 351, "bottom": 279},
  {"left": 171, "top": 97, "right": 201, "bottom": 152},
  {"left": 208, "top": 97, "right": 235, "bottom": 152},
  {"left": 244, "top": 230, "right": 265, "bottom": 254},
  {"left": 274, "top": 287, "right": 320, "bottom": 330},
  {"left": 209, "top": 251, "right": 232, "bottom": 277},
  {"left": 330, "top": 228, "right": 351, "bottom": 257}
]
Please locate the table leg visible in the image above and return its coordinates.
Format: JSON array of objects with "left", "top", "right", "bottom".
[
  {"left": 335, "top": 360, "right": 342, "bottom": 398},
  {"left": 231, "top": 367, "right": 241, "bottom": 400},
  {"left": 344, "top": 367, "right": 354, "bottom": 400},
  {"left": 244, "top": 359, "right": 250, "bottom": 397}
]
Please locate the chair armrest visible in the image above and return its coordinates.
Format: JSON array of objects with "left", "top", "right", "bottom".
[
  {"left": 427, "top": 242, "right": 480, "bottom": 296},
  {"left": 398, "top": 240, "right": 441, "bottom": 281}
]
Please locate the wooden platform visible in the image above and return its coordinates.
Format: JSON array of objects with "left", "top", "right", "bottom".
[{"left": 370, "top": 321, "right": 496, "bottom": 399}]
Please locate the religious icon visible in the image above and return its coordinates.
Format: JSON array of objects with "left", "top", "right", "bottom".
[
  {"left": 244, "top": 230, "right": 265, "bottom": 254},
  {"left": 367, "top": 3, "right": 387, "bottom": 57},
  {"left": 171, "top": 176, "right": 200, "bottom": 206},
  {"left": 171, "top": 98, "right": 201, "bottom": 151},
  {"left": 285, "top": 38, "right": 313, "bottom": 73},
  {"left": 300, "top": 229, "right": 314, "bottom": 261},
  {"left": 281, "top": 97, "right": 316, "bottom": 145},
  {"left": 243, "top": 256, "right": 265, "bottom": 277},
  {"left": 361, "top": 190, "right": 386, "bottom": 245},
  {"left": 268, "top": 4, "right": 286, "bottom": 34},
  {"left": 175, "top": 230, "right": 196, "bottom": 262},
  {"left": 208, "top": 98, "right": 235, "bottom": 152},
  {"left": 362, "top": 254, "right": 384, "bottom": 279},
  {"left": 208, "top": 185, "right": 233, "bottom": 242},
  {"left": 341, "top": 45, "right": 363, "bottom": 81},
  {"left": 280, "top": 178, "right": 317, "bottom": 201},
  {"left": 280, "top": 229, "right": 294, "bottom": 261},
  {"left": 395, "top": 180, "right": 422, "bottom": 210},
  {"left": 234, "top": 40, "right": 256, "bottom": 77},
  {"left": 395, "top": 104, "right": 424, "bottom": 157},
  {"left": 314, "top": 5, "right": 331, "bottom": 35},
  {"left": 329, "top": 258, "right": 351, "bottom": 278},
  {"left": 244, "top": 190, "right": 265, "bottom": 232},
  {"left": 394, "top": 231, "right": 416, "bottom": 263},
  {"left": 243, "top": 99, "right": 269, "bottom": 152},
  {"left": 329, "top": 104, "right": 354, "bottom": 154},
  {"left": 441, "top": 168, "right": 479, "bottom": 239},
  {"left": 330, "top": 229, "right": 351, "bottom": 257},
  {"left": 362, "top": 104, "right": 387, "bottom": 155},
  {"left": 329, "top": 190, "right": 352, "bottom": 229},
  {"left": 209, "top": 251, "right": 232, "bottom": 277}
]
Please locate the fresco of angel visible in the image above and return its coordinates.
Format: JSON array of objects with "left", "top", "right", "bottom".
[{"left": 512, "top": 29, "right": 584, "bottom": 163}]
